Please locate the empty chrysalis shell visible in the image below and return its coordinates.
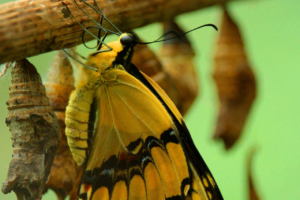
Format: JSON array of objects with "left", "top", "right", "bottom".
[
  {"left": 132, "top": 21, "right": 199, "bottom": 116},
  {"left": 132, "top": 39, "right": 163, "bottom": 77},
  {"left": 132, "top": 38, "right": 182, "bottom": 112},
  {"left": 2, "top": 59, "right": 59, "bottom": 199},
  {"left": 44, "top": 49, "right": 84, "bottom": 200},
  {"left": 213, "top": 8, "right": 256, "bottom": 149},
  {"left": 45, "top": 49, "right": 76, "bottom": 110},
  {"left": 158, "top": 21, "right": 198, "bottom": 116}
]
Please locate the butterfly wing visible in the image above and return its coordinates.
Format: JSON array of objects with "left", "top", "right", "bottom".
[
  {"left": 79, "top": 69, "right": 197, "bottom": 200},
  {"left": 127, "top": 63, "right": 224, "bottom": 200}
]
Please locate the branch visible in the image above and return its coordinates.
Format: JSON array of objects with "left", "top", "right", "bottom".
[{"left": 0, "top": 0, "right": 236, "bottom": 64}]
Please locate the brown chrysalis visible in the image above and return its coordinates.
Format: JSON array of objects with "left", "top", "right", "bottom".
[
  {"left": 2, "top": 59, "right": 59, "bottom": 200},
  {"left": 213, "top": 8, "right": 257, "bottom": 149}
]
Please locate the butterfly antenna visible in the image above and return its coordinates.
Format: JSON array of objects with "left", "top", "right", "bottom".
[
  {"left": 137, "top": 23, "right": 218, "bottom": 44},
  {"left": 153, "top": 30, "right": 182, "bottom": 42}
]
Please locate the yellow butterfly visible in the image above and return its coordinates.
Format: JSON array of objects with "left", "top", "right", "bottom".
[{"left": 63, "top": 1, "right": 223, "bottom": 199}]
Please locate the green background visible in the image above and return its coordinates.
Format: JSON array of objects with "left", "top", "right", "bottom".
[{"left": 0, "top": 0, "right": 299, "bottom": 199}]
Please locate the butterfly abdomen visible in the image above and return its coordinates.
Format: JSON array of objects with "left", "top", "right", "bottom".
[{"left": 65, "top": 85, "right": 95, "bottom": 166}]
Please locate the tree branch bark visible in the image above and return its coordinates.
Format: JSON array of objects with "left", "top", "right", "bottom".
[{"left": 0, "top": 0, "right": 236, "bottom": 64}]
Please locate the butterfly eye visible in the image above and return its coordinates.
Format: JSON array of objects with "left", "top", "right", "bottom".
[{"left": 120, "top": 35, "right": 135, "bottom": 46}]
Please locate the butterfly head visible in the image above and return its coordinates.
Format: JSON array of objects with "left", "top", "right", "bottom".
[
  {"left": 85, "top": 33, "right": 138, "bottom": 74},
  {"left": 115, "top": 33, "right": 139, "bottom": 69},
  {"left": 120, "top": 33, "right": 138, "bottom": 47}
]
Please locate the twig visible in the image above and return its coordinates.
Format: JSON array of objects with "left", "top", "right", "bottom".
[{"left": 0, "top": 0, "right": 236, "bottom": 64}]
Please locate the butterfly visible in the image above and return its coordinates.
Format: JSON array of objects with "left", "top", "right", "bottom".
[{"left": 63, "top": 0, "right": 223, "bottom": 199}]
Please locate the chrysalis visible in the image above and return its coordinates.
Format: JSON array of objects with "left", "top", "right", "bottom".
[
  {"left": 158, "top": 21, "right": 199, "bottom": 116},
  {"left": 213, "top": 8, "right": 256, "bottom": 149},
  {"left": 2, "top": 59, "right": 59, "bottom": 199},
  {"left": 44, "top": 49, "right": 84, "bottom": 200},
  {"left": 132, "top": 35, "right": 196, "bottom": 116},
  {"left": 132, "top": 38, "right": 163, "bottom": 77}
]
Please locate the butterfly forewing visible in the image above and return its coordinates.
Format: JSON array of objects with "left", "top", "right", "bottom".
[{"left": 76, "top": 69, "right": 192, "bottom": 199}]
